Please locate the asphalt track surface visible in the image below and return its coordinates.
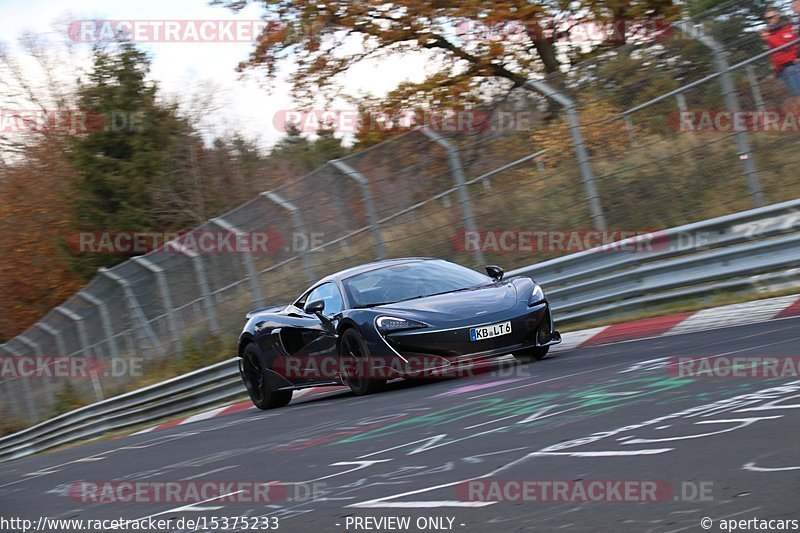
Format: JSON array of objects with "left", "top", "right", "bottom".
[{"left": 1, "top": 317, "right": 799, "bottom": 533}]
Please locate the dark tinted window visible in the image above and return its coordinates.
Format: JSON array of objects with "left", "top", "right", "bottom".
[
  {"left": 304, "top": 282, "right": 344, "bottom": 316},
  {"left": 342, "top": 260, "right": 491, "bottom": 308}
]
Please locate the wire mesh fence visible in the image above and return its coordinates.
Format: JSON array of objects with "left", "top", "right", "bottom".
[{"left": 2, "top": 0, "right": 800, "bottom": 424}]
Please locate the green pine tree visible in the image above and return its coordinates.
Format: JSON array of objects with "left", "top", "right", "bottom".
[{"left": 65, "top": 43, "right": 195, "bottom": 279}]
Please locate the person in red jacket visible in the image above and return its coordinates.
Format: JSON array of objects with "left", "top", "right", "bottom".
[{"left": 762, "top": 7, "right": 800, "bottom": 96}]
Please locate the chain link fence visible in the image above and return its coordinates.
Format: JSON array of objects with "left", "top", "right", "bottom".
[{"left": 2, "top": 0, "right": 800, "bottom": 424}]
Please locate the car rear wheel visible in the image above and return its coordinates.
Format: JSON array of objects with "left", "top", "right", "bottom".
[
  {"left": 339, "top": 329, "right": 386, "bottom": 395},
  {"left": 240, "top": 343, "right": 293, "bottom": 409},
  {"left": 514, "top": 345, "right": 549, "bottom": 364}
]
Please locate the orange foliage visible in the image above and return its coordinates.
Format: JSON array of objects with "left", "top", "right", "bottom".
[{"left": 0, "top": 139, "right": 84, "bottom": 341}]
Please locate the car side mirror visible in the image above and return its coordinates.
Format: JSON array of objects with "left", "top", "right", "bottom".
[
  {"left": 305, "top": 299, "right": 326, "bottom": 317},
  {"left": 485, "top": 265, "right": 504, "bottom": 281}
]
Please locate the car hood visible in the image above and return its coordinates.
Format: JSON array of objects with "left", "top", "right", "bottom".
[{"left": 374, "top": 282, "right": 519, "bottom": 323}]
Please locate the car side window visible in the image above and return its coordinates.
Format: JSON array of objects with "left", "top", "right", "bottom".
[
  {"left": 293, "top": 292, "right": 308, "bottom": 310},
  {"left": 304, "top": 282, "right": 344, "bottom": 316}
]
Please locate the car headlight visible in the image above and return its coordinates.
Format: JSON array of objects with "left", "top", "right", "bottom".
[
  {"left": 528, "top": 284, "right": 545, "bottom": 306},
  {"left": 376, "top": 316, "right": 427, "bottom": 334}
]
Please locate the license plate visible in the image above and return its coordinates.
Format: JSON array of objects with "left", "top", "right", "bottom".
[{"left": 470, "top": 321, "right": 512, "bottom": 341}]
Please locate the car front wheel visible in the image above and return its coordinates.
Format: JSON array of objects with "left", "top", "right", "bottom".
[{"left": 339, "top": 329, "right": 386, "bottom": 395}]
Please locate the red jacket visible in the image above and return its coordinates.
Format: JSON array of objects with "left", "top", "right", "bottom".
[{"left": 764, "top": 22, "right": 799, "bottom": 74}]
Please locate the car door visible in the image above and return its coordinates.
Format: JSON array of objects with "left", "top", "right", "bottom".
[{"left": 275, "top": 282, "right": 344, "bottom": 384}]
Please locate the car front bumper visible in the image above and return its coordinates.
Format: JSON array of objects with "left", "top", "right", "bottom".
[{"left": 380, "top": 302, "right": 561, "bottom": 374}]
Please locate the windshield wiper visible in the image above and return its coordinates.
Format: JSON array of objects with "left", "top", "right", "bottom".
[
  {"left": 410, "top": 284, "right": 493, "bottom": 300},
  {"left": 357, "top": 301, "right": 397, "bottom": 308},
  {"left": 357, "top": 284, "right": 493, "bottom": 308}
]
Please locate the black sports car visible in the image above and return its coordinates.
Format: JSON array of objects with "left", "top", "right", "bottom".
[{"left": 237, "top": 258, "right": 561, "bottom": 409}]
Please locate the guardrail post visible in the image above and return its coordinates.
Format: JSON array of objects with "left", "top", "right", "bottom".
[
  {"left": 329, "top": 160, "right": 387, "bottom": 260},
  {"left": 210, "top": 217, "right": 266, "bottom": 307},
  {"left": 55, "top": 307, "right": 103, "bottom": 402},
  {"left": 131, "top": 257, "right": 184, "bottom": 352},
  {"left": 622, "top": 114, "right": 638, "bottom": 147},
  {"left": 675, "top": 21, "right": 764, "bottom": 208},
  {"left": 418, "top": 126, "right": 486, "bottom": 265},
  {"left": 262, "top": 191, "right": 317, "bottom": 285},
  {"left": 77, "top": 292, "right": 120, "bottom": 360},
  {"left": 171, "top": 246, "right": 221, "bottom": 334},
  {"left": 536, "top": 159, "right": 547, "bottom": 181},
  {"left": 675, "top": 92, "right": 688, "bottom": 114},
  {"left": 100, "top": 268, "right": 165, "bottom": 358},
  {"left": 525, "top": 80, "right": 608, "bottom": 231},
  {"left": 1, "top": 344, "right": 38, "bottom": 422},
  {"left": 16, "top": 335, "right": 55, "bottom": 407}
]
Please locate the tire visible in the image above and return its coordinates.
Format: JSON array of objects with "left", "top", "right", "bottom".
[
  {"left": 514, "top": 345, "right": 549, "bottom": 364},
  {"left": 240, "top": 343, "right": 293, "bottom": 409},
  {"left": 339, "top": 328, "right": 386, "bottom": 396}
]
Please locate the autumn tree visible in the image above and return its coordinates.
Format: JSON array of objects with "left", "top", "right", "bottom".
[
  {"left": 0, "top": 33, "right": 85, "bottom": 340},
  {"left": 0, "top": 140, "right": 84, "bottom": 341},
  {"left": 219, "top": 0, "right": 679, "bottom": 111}
]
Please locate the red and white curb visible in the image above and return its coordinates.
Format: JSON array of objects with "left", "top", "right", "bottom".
[
  {"left": 133, "top": 293, "right": 800, "bottom": 435},
  {"left": 132, "top": 386, "right": 346, "bottom": 435},
  {"left": 553, "top": 293, "right": 800, "bottom": 351}
]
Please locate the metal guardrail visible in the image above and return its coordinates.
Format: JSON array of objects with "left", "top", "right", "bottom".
[
  {"left": 509, "top": 197, "right": 800, "bottom": 322},
  {"left": 1, "top": 200, "right": 798, "bottom": 463},
  {"left": 0, "top": 359, "right": 245, "bottom": 463}
]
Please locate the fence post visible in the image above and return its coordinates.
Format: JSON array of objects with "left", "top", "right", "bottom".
[
  {"left": 675, "top": 21, "right": 764, "bottom": 207},
  {"left": 1, "top": 344, "right": 38, "bottom": 422},
  {"left": 55, "top": 307, "right": 103, "bottom": 402},
  {"left": 34, "top": 321, "right": 75, "bottom": 414},
  {"left": 34, "top": 322, "right": 67, "bottom": 357},
  {"left": 329, "top": 160, "right": 387, "bottom": 260},
  {"left": 131, "top": 257, "right": 184, "bottom": 352},
  {"left": 16, "top": 335, "right": 55, "bottom": 407},
  {"left": 418, "top": 126, "right": 486, "bottom": 265},
  {"left": 0, "top": 347, "right": 22, "bottom": 419},
  {"left": 77, "top": 291, "right": 120, "bottom": 360},
  {"left": 100, "top": 268, "right": 165, "bottom": 358},
  {"left": 262, "top": 191, "right": 317, "bottom": 285},
  {"left": 173, "top": 247, "right": 221, "bottom": 334},
  {"left": 210, "top": 217, "right": 266, "bottom": 307},
  {"left": 525, "top": 80, "right": 608, "bottom": 231}
]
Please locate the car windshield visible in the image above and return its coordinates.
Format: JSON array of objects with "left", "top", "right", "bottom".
[{"left": 342, "top": 260, "right": 493, "bottom": 308}]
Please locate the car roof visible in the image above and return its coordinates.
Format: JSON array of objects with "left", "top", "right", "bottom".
[{"left": 318, "top": 257, "right": 435, "bottom": 284}]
